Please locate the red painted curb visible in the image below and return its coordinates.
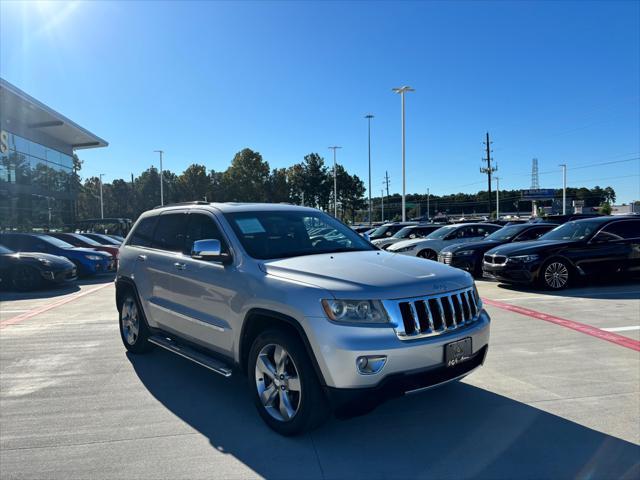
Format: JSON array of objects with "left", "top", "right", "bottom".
[
  {"left": 483, "top": 297, "right": 640, "bottom": 352},
  {"left": 0, "top": 283, "right": 113, "bottom": 330}
]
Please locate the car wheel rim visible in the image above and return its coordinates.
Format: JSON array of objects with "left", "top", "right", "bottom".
[
  {"left": 121, "top": 297, "right": 140, "bottom": 345},
  {"left": 545, "top": 262, "right": 568, "bottom": 289},
  {"left": 255, "top": 344, "right": 301, "bottom": 422},
  {"left": 419, "top": 251, "right": 436, "bottom": 260}
]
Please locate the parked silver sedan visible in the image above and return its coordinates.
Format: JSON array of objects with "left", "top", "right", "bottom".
[{"left": 372, "top": 224, "right": 443, "bottom": 250}]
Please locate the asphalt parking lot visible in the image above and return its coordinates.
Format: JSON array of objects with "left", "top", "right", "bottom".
[{"left": 1, "top": 277, "right": 639, "bottom": 479}]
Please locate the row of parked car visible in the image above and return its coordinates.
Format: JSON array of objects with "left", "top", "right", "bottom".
[
  {"left": 0, "top": 232, "right": 124, "bottom": 291},
  {"left": 360, "top": 215, "right": 640, "bottom": 290}
]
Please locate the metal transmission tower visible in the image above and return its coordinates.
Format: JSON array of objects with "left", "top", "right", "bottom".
[
  {"left": 531, "top": 158, "right": 540, "bottom": 189},
  {"left": 480, "top": 132, "right": 497, "bottom": 217}
]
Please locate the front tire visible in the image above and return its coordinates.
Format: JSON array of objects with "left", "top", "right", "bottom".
[
  {"left": 12, "top": 265, "right": 42, "bottom": 291},
  {"left": 540, "top": 259, "right": 571, "bottom": 290},
  {"left": 118, "top": 292, "right": 153, "bottom": 353},
  {"left": 417, "top": 249, "right": 437, "bottom": 260},
  {"left": 248, "top": 329, "right": 328, "bottom": 436}
]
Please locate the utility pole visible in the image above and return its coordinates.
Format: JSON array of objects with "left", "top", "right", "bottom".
[
  {"left": 383, "top": 170, "right": 390, "bottom": 221},
  {"left": 154, "top": 150, "right": 164, "bottom": 206},
  {"left": 99, "top": 173, "right": 104, "bottom": 219},
  {"left": 480, "top": 132, "right": 497, "bottom": 218},
  {"left": 392, "top": 86, "right": 414, "bottom": 222},
  {"left": 381, "top": 189, "right": 384, "bottom": 222},
  {"left": 494, "top": 176, "right": 500, "bottom": 219},
  {"left": 365, "top": 114, "right": 374, "bottom": 226},
  {"left": 328, "top": 146, "right": 342, "bottom": 217},
  {"left": 427, "top": 187, "right": 430, "bottom": 221},
  {"left": 559, "top": 164, "right": 567, "bottom": 215}
]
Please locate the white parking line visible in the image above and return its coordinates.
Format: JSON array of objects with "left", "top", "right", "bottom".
[
  {"left": 0, "top": 310, "right": 31, "bottom": 313},
  {"left": 601, "top": 326, "right": 640, "bottom": 332}
]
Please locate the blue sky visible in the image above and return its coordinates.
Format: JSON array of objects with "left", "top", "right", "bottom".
[{"left": 1, "top": 0, "right": 639, "bottom": 202}]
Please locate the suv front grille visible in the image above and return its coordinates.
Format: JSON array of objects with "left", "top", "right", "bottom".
[{"left": 384, "top": 287, "right": 481, "bottom": 340}]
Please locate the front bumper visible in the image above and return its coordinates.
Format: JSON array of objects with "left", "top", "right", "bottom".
[
  {"left": 326, "top": 345, "right": 488, "bottom": 414},
  {"left": 438, "top": 253, "right": 478, "bottom": 273},
  {"left": 305, "top": 309, "right": 490, "bottom": 390},
  {"left": 482, "top": 260, "right": 541, "bottom": 284}
]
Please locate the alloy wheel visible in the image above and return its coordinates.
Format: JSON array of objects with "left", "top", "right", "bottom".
[
  {"left": 544, "top": 262, "right": 569, "bottom": 289},
  {"left": 121, "top": 297, "right": 140, "bottom": 345},
  {"left": 255, "top": 344, "right": 302, "bottom": 422}
]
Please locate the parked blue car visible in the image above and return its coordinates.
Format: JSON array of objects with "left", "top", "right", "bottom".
[{"left": 0, "top": 233, "right": 114, "bottom": 277}]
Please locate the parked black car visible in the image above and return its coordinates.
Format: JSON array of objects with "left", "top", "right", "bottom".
[
  {"left": 0, "top": 244, "right": 77, "bottom": 291},
  {"left": 438, "top": 223, "right": 558, "bottom": 277},
  {"left": 367, "top": 222, "right": 418, "bottom": 240},
  {"left": 483, "top": 216, "right": 640, "bottom": 290},
  {"left": 529, "top": 213, "right": 599, "bottom": 224}
]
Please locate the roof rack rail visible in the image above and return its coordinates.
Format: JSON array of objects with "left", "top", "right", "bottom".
[{"left": 153, "top": 201, "right": 210, "bottom": 209}]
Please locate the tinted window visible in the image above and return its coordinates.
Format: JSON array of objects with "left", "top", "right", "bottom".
[
  {"left": 129, "top": 216, "right": 158, "bottom": 247},
  {"left": 600, "top": 220, "right": 640, "bottom": 240},
  {"left": 541, "top": 220, "right": 603, "bottom": 241},
  {"left": 184, "top": 213, "right": 228, "bottom": 254},
  {"left": 473, "top": 225, "right": 497, "bottom": 237},
  {"left": 515, "top": 226, "right": 555, "bottom": 241},
  {"left": 152, "top": 213, "right": 188, "bottom": 252},
  {"left": 39, "top": 236, "right": 73, "bottom": 248}
]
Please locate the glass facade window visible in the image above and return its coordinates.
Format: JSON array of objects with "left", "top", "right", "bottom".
[{"left": 0, "top": 131, "right": 75, "bottom": 230}]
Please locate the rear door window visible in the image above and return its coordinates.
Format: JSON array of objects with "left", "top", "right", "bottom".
[
  {"left": 600, "top": 220, "right": 640, "bottom": 240},
  {"left": 128, "top": 216, "right": 158, "bottom": 248},
  {"left": 152, "top": 213, "right": 188, "bottom": 252}
]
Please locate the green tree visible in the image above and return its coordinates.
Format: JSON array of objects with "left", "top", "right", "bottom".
[
  {"left": 223, "top": 148, "right": 270, "bottom": 201},
  {"left": 599, "top": 201, "right": 612, "bottom": 215},
  {"left": 178, "top": 164, "right": 210, "bottom": 201},
  {"left": 268, "top": 168, "right": 289, "bottom": 203}
]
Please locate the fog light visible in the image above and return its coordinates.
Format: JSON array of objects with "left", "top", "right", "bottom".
[{"left": 356, "top": 355, "right": 387, "bottom": 375}]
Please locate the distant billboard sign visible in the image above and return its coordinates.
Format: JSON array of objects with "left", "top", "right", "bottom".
[{"left": 521, "top": 189, "right": 556, "bottom": 200}]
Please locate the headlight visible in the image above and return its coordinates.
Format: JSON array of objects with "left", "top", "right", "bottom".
[
  {"left": 37, "top": 257, "right": 52, "bottom": 266},
  {"left": 508, "top": 254, "right": 539, "bottom": 264},
  {"left": 392, "top": 244, "right": 417, "bottom": 253},
  {"left": 321, "top": 299, "right": 390, "bottom": 324},
  {"left": 456, "top": 250, "right": 476, "bottom": 256},
  {"left": 85, "top": 255, "right": 103, "bottom": 261}
]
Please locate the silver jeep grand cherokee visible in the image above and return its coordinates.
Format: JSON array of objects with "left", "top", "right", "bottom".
[{"left": 116, "top": 202, "right": 490, "bottom": 435}]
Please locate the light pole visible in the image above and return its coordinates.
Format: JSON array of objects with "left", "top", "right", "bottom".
[
  {"left": 381, "top": 189, "right": 384, "bottom": 222},
  {"left": 392, "top": 86, "right": 414, "bottom": 221},
  {"left": 99, "top": 173, "right": 105, "bottom": 219},
  {"left": 559, "top": 164, "right": 567, "bottom": 215},
  {"left": 365, "top": 114, "right": 374, "bottom": 226},
  {"left": 494, "top": 176, "right": 500, "bottom": 219},
  {"left": 328, "top": 146, "right": 342, "bottom": 217},
  {"left": 154, "top": 150, "right": 164, "bottom": 206},
  {"left": 427, "top": 188, "right": 430, "bottom": 221}
]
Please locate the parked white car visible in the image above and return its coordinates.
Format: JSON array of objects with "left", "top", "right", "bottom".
[
  {"left": 387, "top": 223, "right": 502, "bottom": 260},
  {"left": 371, "top": 224, "right": 443, "bottom": 250}
]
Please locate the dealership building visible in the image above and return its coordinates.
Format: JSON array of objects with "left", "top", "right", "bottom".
[{"left": 0, "top": 78, "right": 107, "bottom": 230}]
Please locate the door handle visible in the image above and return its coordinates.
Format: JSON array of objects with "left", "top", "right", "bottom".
[
  {"left": 174, "top": 262, "right": 187, "bottom": 270},
  {"left": 137, "top": 254, "right": 147, "bottom": 261}
]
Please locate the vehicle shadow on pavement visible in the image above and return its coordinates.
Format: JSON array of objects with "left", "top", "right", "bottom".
[
  {"left": 483, "top": 278, "right": 640, "bottom": 300},
  {"left": 0, "top": 274, "right": 114, "bottom": 301},
  {"left": 128, "top": 349, "right": 640, "bottom": 480}
]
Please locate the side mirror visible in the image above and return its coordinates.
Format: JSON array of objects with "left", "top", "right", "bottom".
[{"left": 191, "top": 239, "right": 231, "bottom": 264}]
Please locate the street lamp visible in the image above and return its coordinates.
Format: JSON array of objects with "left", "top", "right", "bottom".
[
  {"left": 328, "top": 146, "right": 342, "bottom": 217},
  {"left": 154, "top": 150, "right": 164, "bottom": 206},
  {"left": 99, "top": 173, "right": 105, "bottom": 219},
  {"left": 494, "top": 176, "right": 500, "bottom": 219},
  {"left": 365, "top": 114, "right": 374, "bottom": 226},
  {"left": 559, "top": 164, "right": 567, "bottom": 215},
  {"left": 392, "top": 86, "right": 414, "bottom": 221}
]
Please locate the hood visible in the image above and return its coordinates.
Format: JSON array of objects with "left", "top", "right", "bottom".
[
  {"left": 443, "top": 239, "right": 502, "bottom": 253},
  {"left": 386, "top": 238, "right": 430, "bottom": 251},
  {"left": 260, "top": 250, "right": 473, "bottom": 299},
  {"left": 11, "top": 252, "right": 74, "bottom": 268},
  {"left": 486, "top": 239, "right": 576, "bottom": 257}
]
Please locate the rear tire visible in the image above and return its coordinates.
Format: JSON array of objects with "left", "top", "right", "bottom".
[
  {"left": 118, "top": 291, "right": 153, "bottom": 353},
  {"left": 248, "top": 329, "right": 329, "bottom": 436},
  {"left": 418, "top": 249, "right": 437, "bottom": 260},
  {"left": 540, "top": 259, "right": 571, "bottom": 290}
]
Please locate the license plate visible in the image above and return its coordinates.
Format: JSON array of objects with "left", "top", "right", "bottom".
[{"left": 445, "top": 337, "right": 472, "bottom": 367}]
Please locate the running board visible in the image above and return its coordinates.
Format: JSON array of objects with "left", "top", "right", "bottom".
[{"left": 148, "top": 335, "right": 233, "bottom": 377}]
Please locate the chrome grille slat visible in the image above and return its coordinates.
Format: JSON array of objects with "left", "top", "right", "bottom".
[{"left": 387, "top": 287, "right": 482, "bottom": 340}]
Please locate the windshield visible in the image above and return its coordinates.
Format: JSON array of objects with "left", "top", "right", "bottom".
[
  {"left": 0, "top": 244, "right": 13, "bottom": 254},
  {"left": 539, "top": 220, "right": 602, "bottom": 241},
  {"left": 485, "top": 225, "right": 526, "bottom": 242},
  {"left": 72, "top": 234, "right": 103, "bottom": 246},
  {"left": 425, "top": 225, "right": 456, "bottom": 239},
  {"left": 224, "top": 210, "right": 375, "bottom": 260},
  {"left": 392, "top": 226, "right": 415, "bottom": 239},
  {"left": 41, "top": 235, "right": 74, "bottom": 249},
  {"left": 370, "top": 225, "right": 392, "bottom": 237}
]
